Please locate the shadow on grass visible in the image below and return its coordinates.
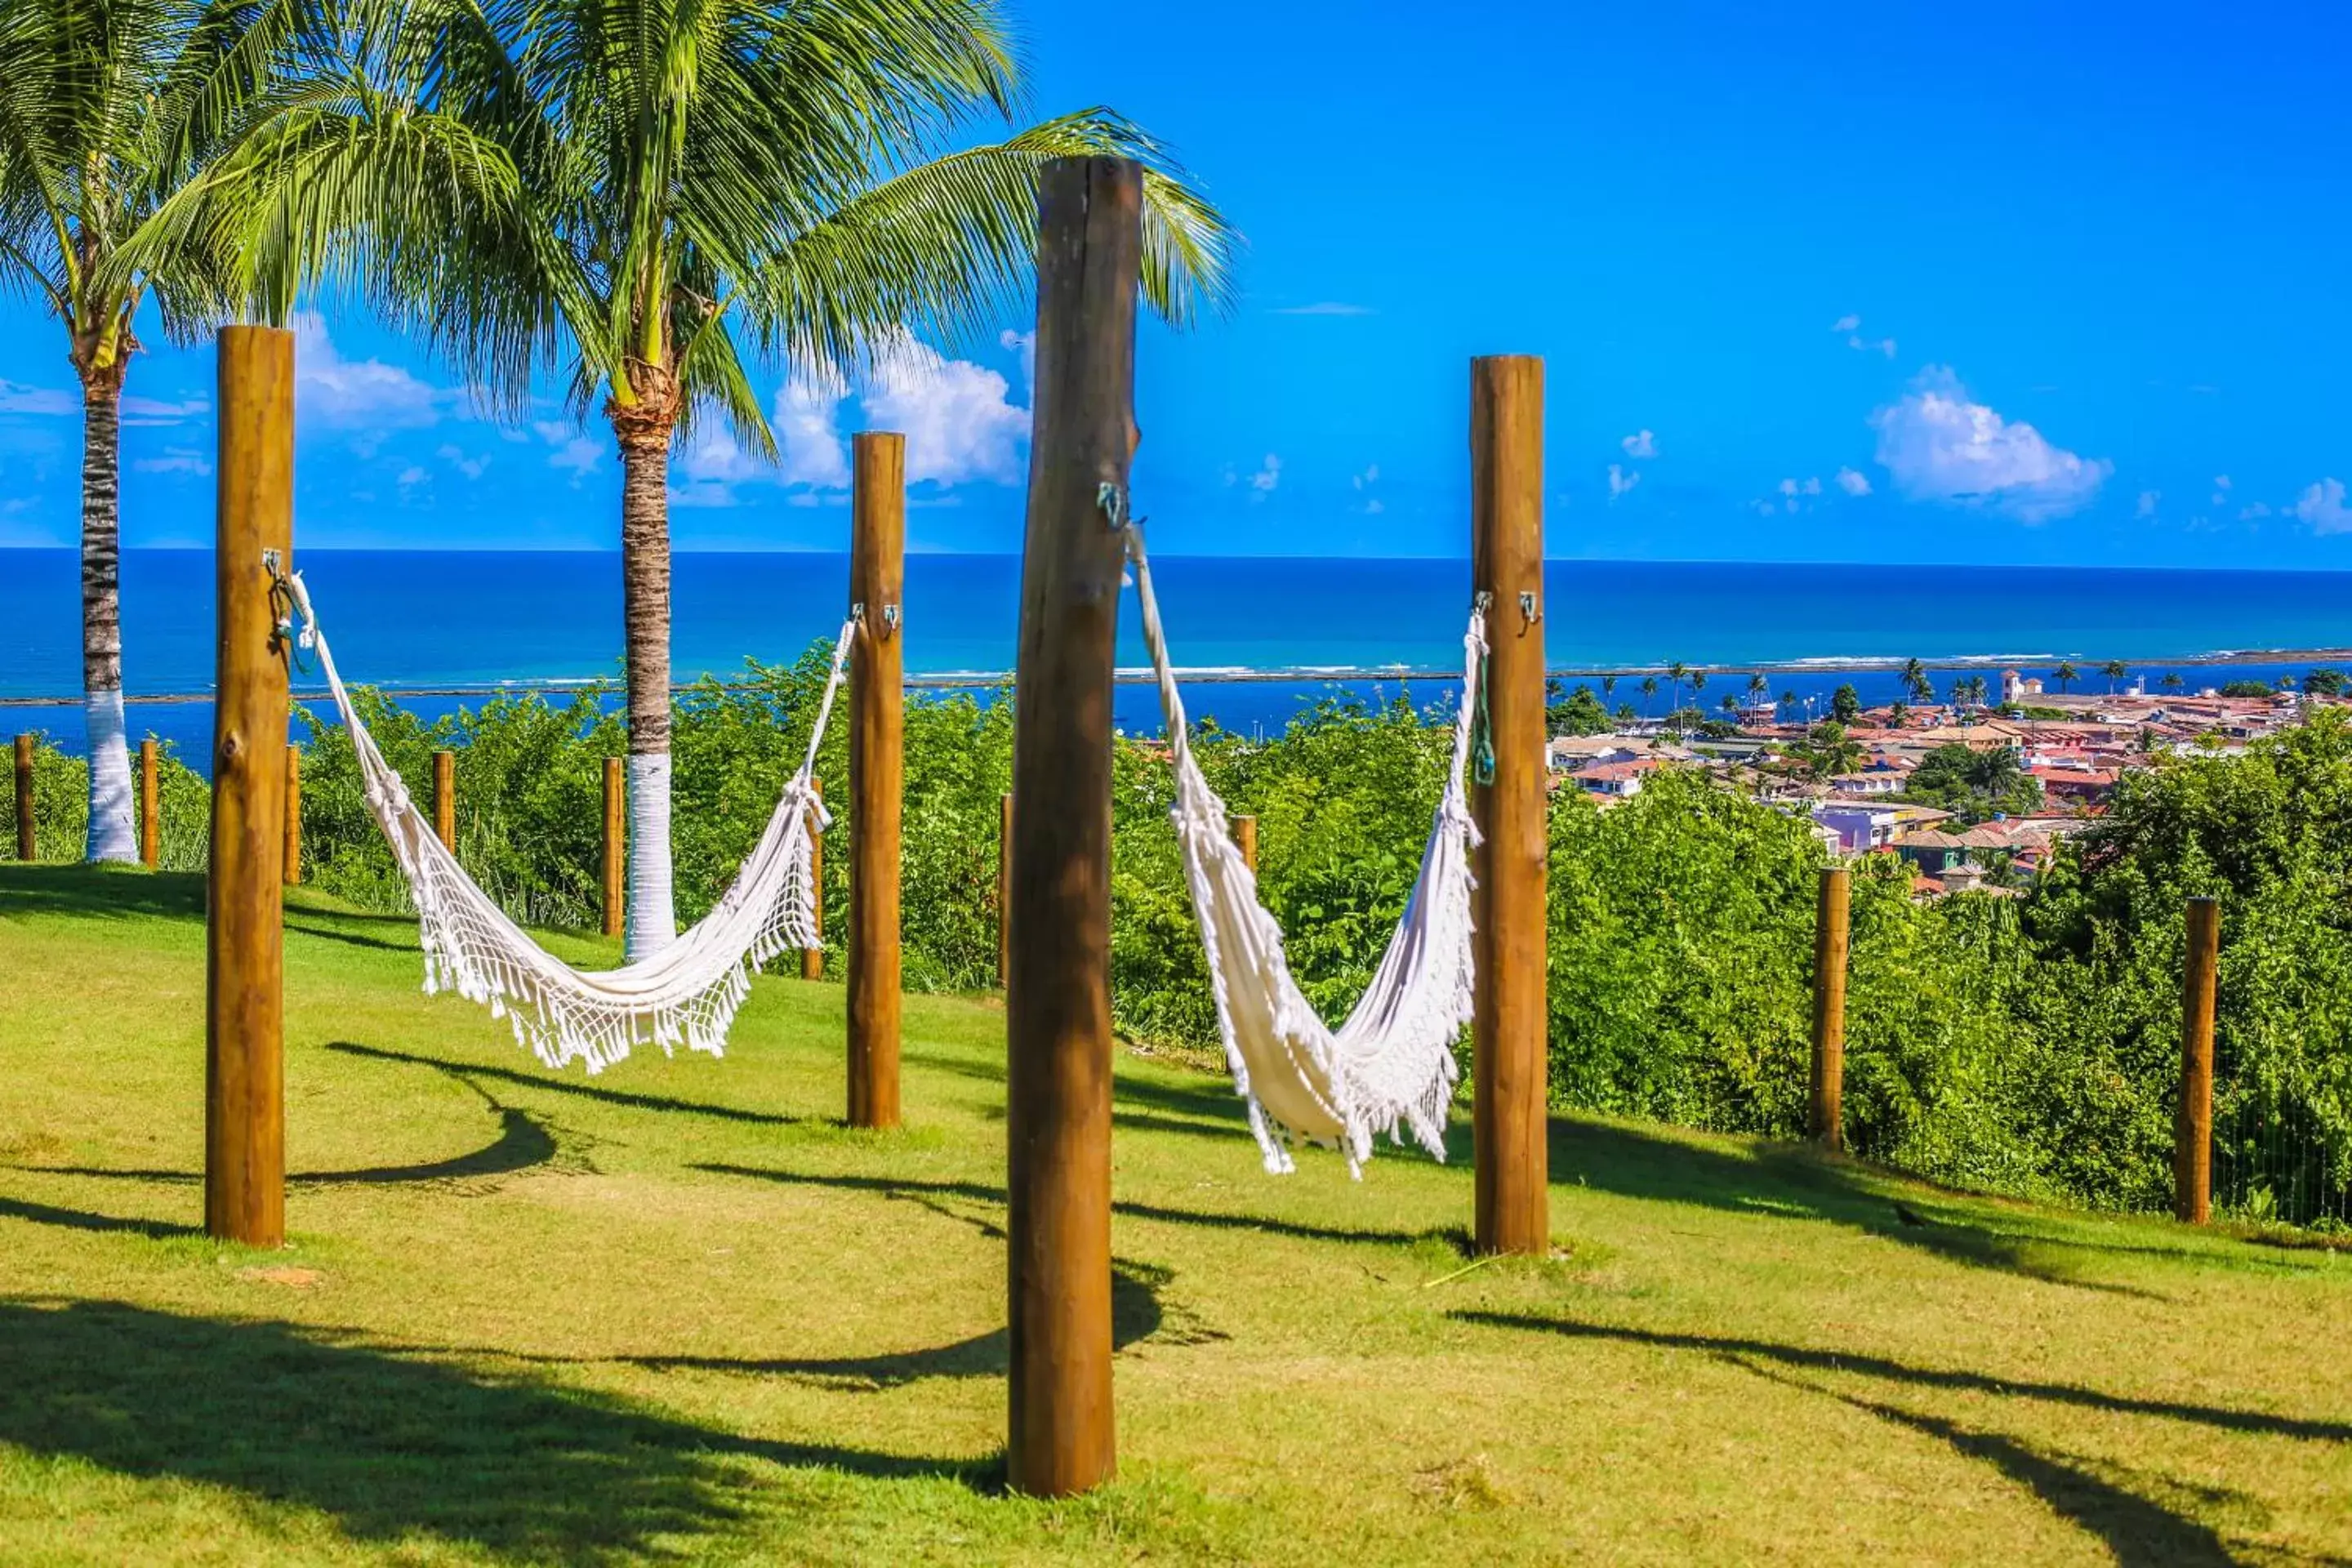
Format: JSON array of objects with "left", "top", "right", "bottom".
[
  {"left": 0, "top": 1196, "right": 198, "bottom": 1240},
  {"left": 33, "top": 1108, "right": 566, "bottom": 1192},
  {"left": 327, "top": 1040, "right": 820, "bottom": 1129},
  {"left": 0, "top": 1298, "right": 990, "bottom": 1560},
  {"left": 1532, "top": 1116, "right": 2181, "bottom": 1297},
  {"left": 1451, "top": 1311, "right": 2352, "bottom": 1446},
  {"left": 695, "top": 1160, "right": 1442, "bottom": 1249},
  {"left": 0, "top": 864, "right": 206, "bottom": 923}
]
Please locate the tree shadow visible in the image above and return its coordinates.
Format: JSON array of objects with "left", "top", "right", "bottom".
[
  {"left": 283, "top": 917, "right": 417, "bottom": 955},
  {"left": 1450, "top": 1312, "right": 2352, "bottom": 1445},
  {"left": 327, "top": 1040, "right": 819, "bottom": 1129},
  {"left": 1537, "top": 1116, "right": 2179, "bottom": 1297},
  {"left": 32, "top": 1110, "right": 568, "bottom": 1193},
  {"left": 693, "top": 1160, "right": 1438, "bottom": 1249},
  {"left": 0, "top": 864, "right": 206, "bottom": 923},
  {"left": 0, "top": 1298, "right": 988, "bottom": 1561}
]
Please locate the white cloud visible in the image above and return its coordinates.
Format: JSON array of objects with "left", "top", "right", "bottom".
[
  {"left": 0, "top": 380, "right": 74, "bottom": 416},
  {"left": 291, "top": 310, "right": 444, "bottom": 433},
  {"left": 1620, "top": 429, "right": 1657, "bottom": 459},
  {"left": 772, "top": 370, "right": 849, "bottom": 489},
  {"left": 437, "top": 443, "right": 491, "bottom": 480},
  {"left": 865, "top": 333, "right": 1031, "bottom": 486},
  {"left": 532, "top": 421, "right": 603, "bottom": 482},
  {"left": 2212, "top": 474, "right": 2232, "bottom": 505},
  {"left": 1607, "top": 464, "right": 1641, "bottom": 501},
  {"left": 2240, "top": 501, "right": 2273, "bottom": 520},
  {"left": 1831, "top": 314, "right": 1861, "bottom": 333},
  {"left": 1835, "top": 466, "right": 1872, "bottom": 497},
  {"left": 1833, "top": 314, "right": 1895, "bottom": 357},
  {"left": 1000, "top": 328, "right": 1036, "bottom": 390},
  {"left": 2294, "top": 479, "right": 2352, "bottom": 534},
  {"left": 2136, "top": 489, "right": 2160, "bottom": 519},
  {"left": 1868, "top": 366, "right": 2111, "bottom": 523},
  {"left": 1352, "top": 463, "right": 1379, "bottom": 490},
  {"left": 133, "top": 447, "right": 210, "bottom": 476},
  {"left": 396, "top": 465, "right": 428, "bottom": 488},
  {"left": 1272, "top": 301, "right": 1374, "bottom": 316},
  {"left": 121, "top": 394, "right": 208, "bottom": 427},
  {"left": 1248, "top": 453, "right": 1281, "bottom": 494}
]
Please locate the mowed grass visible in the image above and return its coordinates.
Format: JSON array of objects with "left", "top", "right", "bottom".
[{"left": 1, "top": 864, "right": 2347, "bottom": 1566}]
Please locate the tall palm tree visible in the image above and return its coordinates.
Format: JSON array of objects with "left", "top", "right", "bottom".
[
  {"left": 1887, "top": 698, "right": 1909, "bottom": 730},
  {"left": 1639, "top": 675, "right": 1659, "bottom": 716},
  {"left": 0, "top": 0, "right": 309, "bottom": 861},
  {"left": 2051, "top": 660, "right": 2078, "bottom": 694},
  {"left": 2102, "top": 659, "right": 2129, "bottom": 693},
  {"left": 192, "top": 0, "right": 1234, "bottom": 956},
  {"left": 1900, "top": 656, "right": 1931, "bottom": 704}
]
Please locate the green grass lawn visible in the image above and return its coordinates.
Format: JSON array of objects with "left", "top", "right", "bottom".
[{"left": 2, "top": 863, "right": 2347, "bottom": 1565}]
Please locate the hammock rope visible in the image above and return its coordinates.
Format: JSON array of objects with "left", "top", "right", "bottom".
[
  {"left": 1125, "top": 524, "right": 1486, "bottom": 1175},
  {"left": 284, "top": 569, "right": 853, "bottom": 1073}
]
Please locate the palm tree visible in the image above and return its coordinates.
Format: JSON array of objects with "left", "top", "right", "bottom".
[
  {"left": 201, "top": 0, "right": 1234, "bottom": 955},
  {"left": 1900, "top": 657, "right": 1932, "bottom": 704},
  {"left": 2051, "top": 661, "right": 2078, "bottom": 694},
  {"left": 1745, "top": 671, "right": 1768, "bottom": 714},
  {"left": 0, "top": 0, "right": 306, "bottom": 861},
  {"left": 1640, "top": 675, "right": 1659, "bottom": 717},
  {"left": 1664, "top": 661, "right": 1686, "bottom": 723},
  {"left": 1887, "top": 699, "right": 1909, "bottom": 730},
  {"left": 2102, "top": 660, "right": 2129, "bottom": 693},
  {"left": 2160, "top": 671, "right": 2184, "bottom": 693},
  {"left": 1600, "top": 674, "right": 1617, "bottom": 704}
]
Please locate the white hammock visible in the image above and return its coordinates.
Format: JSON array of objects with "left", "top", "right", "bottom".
[
  {"left": 285, "top": 572, "right": 851, "bottom": 1074},
  {"left": 1125, "top": 528, "right": 1486, "bottom": 1176}
]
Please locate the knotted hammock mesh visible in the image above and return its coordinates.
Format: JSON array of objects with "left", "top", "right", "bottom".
[
  {"left": 1125, "top": 528, "right": 1486, "bottom": 1175},
  {"left": 287, "top": 572, "right": 852, "bottom": 1073}
]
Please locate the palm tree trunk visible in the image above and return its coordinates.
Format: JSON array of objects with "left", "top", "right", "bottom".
[
  {"left": 80, "top": 375, "right": 136, "bottom": 863},
  {"left": 619, "top": 434, "right": 675, "bottom": 959}
]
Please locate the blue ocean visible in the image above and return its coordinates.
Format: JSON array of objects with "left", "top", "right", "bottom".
[{"left": 6, "top": 549, "right": 2351, "bottom": 768}]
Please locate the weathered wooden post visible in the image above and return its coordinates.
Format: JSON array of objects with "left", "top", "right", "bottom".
[
  {"left": 15, "top": 734, "right": 34, "bottom": 861},
  {"left": 998, "top": 791, "right": 1013, "bottom": 987},
  {"left": 206, "top": 323, "right": 292, "bottom": 1248},
  {"left": 802, "top": 777, "right": 825, "bottom": 981},
  {"left": 432, "top": 749, "right": 455, "bottom": 852},
  {"left": 283, "top": 746, "right": 302, "bottom": 886},
  {"left": 1234, "top": 813, "right": 1258, "bottom": 873},
  {"left": 848, "top": 431, "right": 906, "bottom": 1129},
  {"left": 1005, "top": 154, "right": 1139, "bottom": 1499},
  {"left": 1470, "top": 354, "right": 1549, "bottom": 1258},
  {"left": 2176, "top": 895, "right": 2220, "bottom": 1224},
  {"left": 1809, "top": 866, "right": 1851, "bottom": 1151},
  {"left": 602, "top": 755, "right": 625, "bottom": 938},
  {"left": 139, "top": 737, "right": 159, "bottom": 867}
]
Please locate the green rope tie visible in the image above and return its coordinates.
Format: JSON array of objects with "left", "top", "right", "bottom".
[{"left": 1472, "top": 644, "right": 1495, "bottom": 786}]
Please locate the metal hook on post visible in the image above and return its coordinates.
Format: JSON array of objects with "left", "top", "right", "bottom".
[
  {"left": 880, "top": 603, "right": 901, "bottom": 639},
  {"left": 1518, "top": 590, "right": 1541, "bottom": 630}
]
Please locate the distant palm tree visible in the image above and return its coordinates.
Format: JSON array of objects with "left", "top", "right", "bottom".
[
  {"left": 1640, "top": 675, "right": 1659, "bottom": 715},
  {"left": 1601, "top": 675, "right": 1618, "bottom": 702},
  {"left": 1901, "top": 657, "right": 1933, "bottom": 704},
  {"left": 0, "top": 0, "right": 311, "bottom": 860},
  {"left": 2051, "top": 661, "right": 2078, "bottom": 694},
  {"left": 2102, "top": 660, "right": 2130, "bottom": 693},
  {"left": 1888, "top": 699, "right": 1910, "bottom": 729},
  {"left": 2160, "top": 672, "right": 2184, "bottom": 693},
  {"left": 210, "top": 0, "right": 1236, "bottom": 955}
]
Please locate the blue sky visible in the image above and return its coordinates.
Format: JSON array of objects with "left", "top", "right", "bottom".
[{"left": 3, "top": 0, "right": 2350, "bottom": 564}]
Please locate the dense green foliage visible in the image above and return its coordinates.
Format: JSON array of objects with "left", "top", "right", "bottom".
[
  {"left": 15, "top": 675, "right": 2350, "bottom": 1225},
  {"left": 1900, "top": 742, "right": 2044, "bottom": 821}
]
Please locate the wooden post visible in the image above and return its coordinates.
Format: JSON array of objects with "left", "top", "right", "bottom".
[
  {"left": 998, "top": 791, "right": 1013, "bottom": 988},
  {"left": 433, "top": 750, "right": 455, "bottom": 852},
  {"left": 1470, "top": 354, "right": 1549, "bottom": 1258},
  {"left": 802, "top": 777, "right": 825, "bottom": 980},
  {"left": 206, "top": 323, "right": 292, "bottom": 1249},
  {"left": 1809, "top": 866, "right": 1851, "bottom": 1151},
  {"left": 601, "top": 756, "right": 625, "bottom": 938},
  {"left": 1004, "top": 155, "right": 1139, "bottom": 1499},
  {"left": 2176, "top": 896, "right": 2220, "bottom": 1225},
  {"left": 848, "top": 431, "right": 906, "bottom": 1129},
  {"left": 139, "top": 738, "right": 159, "bottom": 867},
  {"left": 283, "top": 746, "right": 302, "bottom": 886},
  {"left": 14, "top": 734, "right": 33, "bottom": 861},
  {"left": 1234, "top": 814, "right": 1258, "bottom": 873}
]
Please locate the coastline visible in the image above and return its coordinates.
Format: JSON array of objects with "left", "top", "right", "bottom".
[{"left": 9, "top": 643, "right": 2351, "bottom": 707}]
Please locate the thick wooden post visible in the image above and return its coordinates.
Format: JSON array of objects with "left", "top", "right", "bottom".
[
  {"left": 433, "top": 750, "right": 455, "bottom": 852},
  {"left": 139, "top": 737, "right": 159, "bottom": 867},
  {"left": 1004, "top": 155, "right": 1139, "bottom": 1499},
  {"left": 802, "top": 777, "right": 825, "bottom": 981},
  {"left": 998, "top": 792, "right": 1013, "bottom": 988},
  {"left": 1470, "top": 354, "right": 1549, "bottom": 1258},
  {"left": 2176, "top": 896, "right": 2220, "bottom": 1224},
  {"left": 15, "top": 734, "right": 34, "bottom": 861},
  {"left": 1234, "top": 814, "right": 1258, "bottom": 873},
  {"left": 602, "top": 756, "right": 625, "bottom": 938},
  {"left": 1809, "top": 866, "right": 1851, "bottom": 1151},
  {"left": 283, "top": 746, "right": 302, "bottom": 886},
  {"left": 847, "top": 432, "right": 906, "bottom": 1129},
  {"left": 206, "top": 323, "right": 292, "bottom": 1249}
]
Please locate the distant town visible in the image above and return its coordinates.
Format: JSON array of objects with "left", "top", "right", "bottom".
[{"left": 1544, "top": 662, "right": 2344, "bottom": 898}]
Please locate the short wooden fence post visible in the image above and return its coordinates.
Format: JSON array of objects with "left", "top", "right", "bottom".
[
  {"left": 139, "top": 737, "right": 159, "bottom": 867},
  {"left": 13, "top": 734, "right": 32, "bottom": 861},
  {"left": 1809, "top": 866, "right": 1851, "bottom": 1151},
  {"left": 432, "top": 750, "right": 455, "bottom": 852},
  {"left": 1234, "top": 813, "right": 1258, "bottom": 873},
  {"left": 2176, "top": 896, "right": 2220, "bottom": 1224},
  {"left": 802, "top": 777, "right": 825, "bottom": 981},
  {"left": 602, "top": 756, "right": 625, "bottom": 938},
  {"left": 283, "top": 746, "right": 302, "bottom": 886}
]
